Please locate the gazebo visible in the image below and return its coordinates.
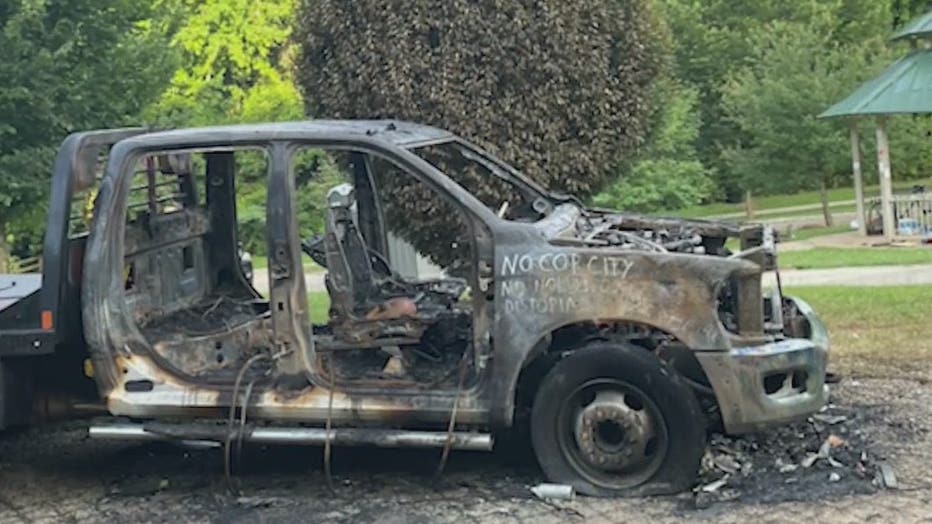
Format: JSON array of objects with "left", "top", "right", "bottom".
[{"left": 820, "top": 11, "right": 932, "bottom": 241}]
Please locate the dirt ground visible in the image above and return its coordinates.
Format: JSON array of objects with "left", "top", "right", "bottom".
[{"left": 0, "top": 378, "right": 930, "bottom": 524}]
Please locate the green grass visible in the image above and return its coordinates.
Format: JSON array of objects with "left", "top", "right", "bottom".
[
  {"left": 728, "top": 225, "right": 850, "bottom": 250},
  {"left": 681, "top": 201, "right": 857, "bottom": 220},
  {"left": 668, "top": 176, "right": 932, "bottom": 219},
  {"left": 779, "top": 247, "right": 932, "bottom": 269},
  {"left": 749, "top": 203, "right": 856, "bottom": 222},
  {"left": 252, "top": 255, "right": 323, "bottom": 272},
  {"left": 787, "top": 286, "right": 932, "bottom": 379},
  {"left": 308, "top": 291, "right": 330, "bottom": 324},
  {"left": 784, "top": 225, "right": 851, "bottom": 242},
  {"left": 252, "top": 255, "right": 268, "bottom": 269}
]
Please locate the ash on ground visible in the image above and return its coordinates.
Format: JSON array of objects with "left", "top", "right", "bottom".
[
  {"left": 2, "top": 380, "right": 924, "bottom": 524},
  {"left": 692, "top": 396, "right": 892, "bottom": 509}
]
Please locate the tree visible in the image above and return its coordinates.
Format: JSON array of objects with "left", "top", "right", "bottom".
[
  {"left": 146, "top": 0, "right": 302, "bottom": 126},
  {"left": 892, "top": 0, "right": 932, "bottom": 28},
  {"left": 145, "top": 0, "right": 309, "bottom": 254},
  {"left": 295, "top": 0, "right": 666, "bottom": 196},
  {"left": 294, "top": 0, "right": 667, "bottom": 262},
  {"left": 593, "top": 81, "right": 713, "bottom": 212},
  {"left": 660, "top": 0, "right": 894, "bottom": 201},
  {"left": 720, "top": 19, "right": 892, "bottom": 226},
  {"left": 0, "top": 0, "right": 175, "bottom": 265}
]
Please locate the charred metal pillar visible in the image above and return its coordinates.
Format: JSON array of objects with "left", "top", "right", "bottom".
[
  {"left": 735, "top": 274, "right": 764, "bottom": 336},
  {"left": 267, "top": 143, "right": 315, "bottom": 384},
  {"left": 205, "top": 152, "right": 242, "bottom": 287},
  {"left": 351, "top": 152, "right": 388, "bottom": 259}
]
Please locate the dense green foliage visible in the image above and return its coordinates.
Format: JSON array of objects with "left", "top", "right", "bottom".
[
  {"left": 294, "top": 0, "right": 667, "bottom": 260},
  {"left": 146, "top": 0, "right": 335, "bottom": 254},
  {"left": 662, "top": 0, "right": 932, "bottom": 209},
  {"left": 593, "top": 80, "right": 713, "bottom": 212},
  {"left": 2, "top": 0, "right": 931, "bottom": 262},
  {"left": 0, "top": 0, "right": 174, "bottom": 263},
  {"left": 662, "top": 0, "right": 897, "bottom": 200},
  {"left": 146, "top": 0, "right": 302, "bottom": 126},
  {"left": 720, "top": 19, "right": 876, "bottom": 194},
  {"left": 294, "top": 0, "right": 666, "bottom": 196}
]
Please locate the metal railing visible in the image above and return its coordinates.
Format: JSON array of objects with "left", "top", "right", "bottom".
[
  {"left": 1, "top": 255, "right": 42, "bottom": 274},
  {"left": 867, "top": 193, "right": 932, "bottom": 236}
]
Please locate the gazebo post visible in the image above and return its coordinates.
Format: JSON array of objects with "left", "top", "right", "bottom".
[
  {"left": 849, "top": 121, "right": 867, "bottom": 236},
  {"left": 874, "top": 117, "right": 896, "bottom": 241}
]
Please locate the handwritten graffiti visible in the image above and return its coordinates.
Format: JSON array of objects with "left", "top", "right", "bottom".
[
  {"left": 498, "top": 252, "right": 636, "bottom": 314},
  {"left": 500, "top": 252, "right": 635, "bottom": 279}
]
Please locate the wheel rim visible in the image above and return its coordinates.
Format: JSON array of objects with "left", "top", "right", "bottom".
[{"left": 556, "top": 378, "right": 668, "bottom": 489}]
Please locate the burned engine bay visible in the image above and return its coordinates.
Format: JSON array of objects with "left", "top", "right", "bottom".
[{"left": 534, "top": 203, "right": 766, "bottom": 259}]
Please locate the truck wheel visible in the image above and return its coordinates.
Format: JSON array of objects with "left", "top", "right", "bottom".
[{"left": 530, "top": 342, "right": 706, "bottom": 497}]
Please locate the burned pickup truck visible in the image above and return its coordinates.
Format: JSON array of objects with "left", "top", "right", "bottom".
[{"left": 0, "top": 121, "right": 828, "bottom": 496}]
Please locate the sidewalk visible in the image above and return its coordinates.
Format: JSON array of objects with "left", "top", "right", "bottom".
[{"left": 765, "top": 263, "right": 932, "bottom": 287}]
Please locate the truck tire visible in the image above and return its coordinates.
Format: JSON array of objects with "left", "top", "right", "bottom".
[
  {"left": 0, "top": 358, "right": 34, "bottom": 431},
  {"left": 530, "top": 341, "right": 706, "bottom": 497}
]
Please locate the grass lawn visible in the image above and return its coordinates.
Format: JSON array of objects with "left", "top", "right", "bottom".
[
  {"left": 787, "top": 286, "right": 932, "bottom": 380},
  {"left": 668, "top": 176, "right": 932, "bottom": 219},
  {"left": 785, "top": 225, "right": 851, "bottom": 242},
  {"left": 749, "top": 203, "right": 856, "bottom": 222},
  {"left": 308, "top": 291, "right": 330, "bottom": 324},
  {"left": 723, "top": 225, "right": 849, "bottom": 251},
  {"left": 779, "top": 247, "right": 932, "bottom": 269},
  {"left": 252, "top": 254, "right": 323, "bottom": 272}
]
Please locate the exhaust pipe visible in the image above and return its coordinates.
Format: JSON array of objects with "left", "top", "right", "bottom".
[{"left": 89, "top": 423, "right": 494, "bottom": 451}]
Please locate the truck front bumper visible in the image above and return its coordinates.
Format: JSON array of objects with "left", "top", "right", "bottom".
[{"left": 696, "top": 297, "right": 829, "bottom": 434}]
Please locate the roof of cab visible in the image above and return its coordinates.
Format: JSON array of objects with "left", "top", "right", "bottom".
[{"left": 130, "top": 120, "right": 454, "bottom": 148}]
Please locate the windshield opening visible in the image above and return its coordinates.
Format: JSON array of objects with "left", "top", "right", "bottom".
[{"left": 410, "top": 141, "right": 552, "bottom": 221}]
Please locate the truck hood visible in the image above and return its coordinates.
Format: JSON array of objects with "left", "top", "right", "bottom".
[{"left": 534, "top": 203, "right": 764, "bottom": 258}]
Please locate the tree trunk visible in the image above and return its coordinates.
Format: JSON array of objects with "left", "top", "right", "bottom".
[
  {"left": 819, "top": 178, "right": 834, "bottom": 227},
  {"left": 0, "top": 223, "right": 8, "bottom": 273},
  {"left": 744, "top": 189, "right": 754, "bottom": 220}
]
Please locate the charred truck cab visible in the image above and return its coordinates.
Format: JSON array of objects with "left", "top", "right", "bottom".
[{"left": 2, "top": 121, "right": 829, "bottom": 497}]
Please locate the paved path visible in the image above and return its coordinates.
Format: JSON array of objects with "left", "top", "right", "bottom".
[
  {"left": 764, "top": 263, "right": 932, "bottom": 287},
  {"left": 252, "top": 269, "right": 326, "bottom": 294},
  {"left": 707, "top": 199, "right": 857, "bottom": 220},
  {"left": 252, "top": 263, "right": 932, "bottom": 296}
]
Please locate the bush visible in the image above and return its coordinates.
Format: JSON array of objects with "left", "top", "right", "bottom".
[
  {"left": 294, "top": 0, "right": 666, "bottom": 260},
  {"left": 593, "top": 158, "right": 713, "bottom": 213},
  {"left": 594, "top": 81, "right": 714, "bottom": 212}
]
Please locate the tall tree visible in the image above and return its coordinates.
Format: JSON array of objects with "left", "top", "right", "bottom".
[
  {"left": 660, "top": 0, "right": 893, "bottom": 201},
  {"left": 0, "top": 0, "right": 175, "bottom": 264},
  {"left": 720, "top": 18, "right": 892, "bottom": 226},
  {"left": 295, "top": 0, "right": 666, "bottom": 197},
  {"left": 294, "top": 0, "right": 667, "bottom": 263},
  {"left": 594, "top": 80, "right": 713, "bottom": 213},
  {"left": 147, "top": 0, "right": 302, "bottom": 126}
]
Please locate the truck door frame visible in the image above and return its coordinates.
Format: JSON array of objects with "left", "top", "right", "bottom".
[{"left": 267, "top": 137, "right": 498, "bottom": 398}]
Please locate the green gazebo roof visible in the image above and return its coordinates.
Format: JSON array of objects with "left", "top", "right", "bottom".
[
  {"left": 891, "top": 10, "right": 932, "bottom": 41},
  {"left": 820, "top": 50, "right": 932, "bottom": 117}
]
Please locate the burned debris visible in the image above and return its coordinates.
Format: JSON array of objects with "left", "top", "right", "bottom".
[
  {"left": 693, "top": 400, "right": 890, "bottom": 509},
  {"left": 572, "top": 212, "right": 744, "bottom": 256}
]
